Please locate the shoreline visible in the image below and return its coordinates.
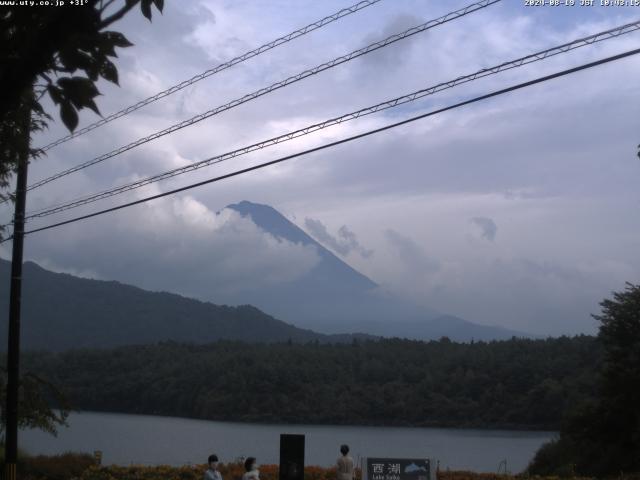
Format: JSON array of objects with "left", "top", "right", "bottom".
[{"left": 64, "top": 409, "right": 560, "bottom": 433}]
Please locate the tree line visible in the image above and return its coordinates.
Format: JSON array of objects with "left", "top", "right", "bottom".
[{"left": 22, "top": 335, "right": 600, "bottom": 430}]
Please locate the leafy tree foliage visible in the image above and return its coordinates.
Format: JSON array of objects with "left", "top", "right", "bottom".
[
  {"left": 0, "top": 367, "right": 70, "bottom": 437},
  {"left": 528, "top": 283, "right": 640, "bottom": 476},
  {"left": 0, "top": 0, "right": 164, "bottom": 206},
  {"left": 24, "top": 336, "right": 600, "bottom": 430}
]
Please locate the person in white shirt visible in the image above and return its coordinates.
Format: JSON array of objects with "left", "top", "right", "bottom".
[
  {"left": 204, "top": 454, "right": 223, "bottom": 480},
  {"left": 243, "top": 457, "right": 260, "bottom": 480},
  {"left": 336, "top": 444, "right": 354, "bottom": 480}
]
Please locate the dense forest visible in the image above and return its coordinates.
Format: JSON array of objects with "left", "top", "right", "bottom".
[{"left": 23, "top": 335, "right": 600, "bottom": 430}]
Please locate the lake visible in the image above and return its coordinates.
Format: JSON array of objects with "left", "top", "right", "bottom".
[{"left": 20, "top": 412, "right": 555, "bottom": 473}]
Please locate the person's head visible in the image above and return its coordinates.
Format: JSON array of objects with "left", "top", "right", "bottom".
[
  {"left": 340, "top": 445, "right": 349, "bottom": 456},
  {"left": 245, "top": 457, "right": 257, "bottom": 472},
  {"left": 208, "top": 454, "right": 219, "bottom": 469}
]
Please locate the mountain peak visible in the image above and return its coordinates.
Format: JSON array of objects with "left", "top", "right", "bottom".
[
  {"left": 226, "top": 200, "right": 316, "bottom": 246},
  {"left": 227, "top": 200, "right": 274, "bottom": 213},
  {"left": 225, "top": 201, "right": 378, "bottom": 292}
]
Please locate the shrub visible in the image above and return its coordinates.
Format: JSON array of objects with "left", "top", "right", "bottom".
[{"left": 18, "top": 452, "right": 96, "bottom": 480}]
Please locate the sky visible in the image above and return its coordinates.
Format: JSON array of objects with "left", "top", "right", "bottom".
[{"left": 2, "top": 0, "right": 640, "bottom": 336}]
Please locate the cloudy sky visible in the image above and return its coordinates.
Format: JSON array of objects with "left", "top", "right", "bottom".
[{"left": 2, "top": 0, "right": 640, "bottom": 336}]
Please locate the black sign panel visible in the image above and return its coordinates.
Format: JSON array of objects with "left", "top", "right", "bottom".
[
  {"left": 366, "top": 458, "right": 431, "bottom": 480},
  {"left": 279, "top": 434, "right": 305, "bottom": 480}
]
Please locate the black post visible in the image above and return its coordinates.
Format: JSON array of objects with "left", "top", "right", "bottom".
[
  {"left": 279, "top": 434, "right": 305, "bottom": 480},
  {"left": 4, "top": 142, "right": 29, "bottom": 480}
]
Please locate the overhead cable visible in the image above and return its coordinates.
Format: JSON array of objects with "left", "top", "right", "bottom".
[
  {"left": 4, "top": 46, "right": 636, "bottom": 242},
  {"left": 25, "top": 0, "right": 501, "bottom": 192},
  {"left": 21, "top": 19, "right": 640, "bottom": 221},
  {"left": 37, "top": 0, "right": 386, "bottom": 152}
]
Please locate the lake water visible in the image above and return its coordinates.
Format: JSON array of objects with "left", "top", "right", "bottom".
[{"left": 20, "top": 412, "right": 555, "bottom": 473}]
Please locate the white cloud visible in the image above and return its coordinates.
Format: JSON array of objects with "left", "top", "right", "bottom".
[{"left": 19, "top": 201, "right": 321, "bottom": 301}]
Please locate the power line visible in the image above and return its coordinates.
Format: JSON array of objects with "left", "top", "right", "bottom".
[
  {"left": 20, "top": 19, "right": 640, "bottom": 221},
  {"left": 5, "top": 46, "right": 637, "bottom": 243},
  {"left": 25, "top": 0, "right": 501, "bottom": 192},
  {"left": 37, "top": 0, "right": 385, "bottom": 153}
]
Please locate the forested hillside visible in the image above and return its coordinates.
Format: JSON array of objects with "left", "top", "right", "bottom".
[
  {"left": 24, "top": 336, "right": 599, "bottom": 429},
  {"left": 0, "top": 259, "right": 372, "bottom": 350}
]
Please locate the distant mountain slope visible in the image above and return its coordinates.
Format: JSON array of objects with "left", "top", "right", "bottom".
[
  {"left": 0, "top": 259, "right": 370, "bottom": 351},
  {"left": 224, "top": 201, "right": 530, "bottom": 341}
]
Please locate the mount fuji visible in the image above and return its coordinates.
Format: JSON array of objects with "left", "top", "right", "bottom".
[{"left": 222, "top": 201, "right": 528, "bottom": 341}]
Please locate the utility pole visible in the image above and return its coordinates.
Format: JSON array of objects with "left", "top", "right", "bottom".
[{"left": 4, "top": 100, "right": 30, "bottom": 480}]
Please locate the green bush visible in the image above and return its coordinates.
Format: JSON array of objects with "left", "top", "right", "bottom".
[{"left": 527, "top": 437, "right": 578, "bottom": 477}]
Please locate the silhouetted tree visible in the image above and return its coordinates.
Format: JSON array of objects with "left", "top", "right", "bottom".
[
  {"left": 0, "top": 0, "right": 164, "bottom": 433},
  {"left": 0, "top": 0, "right": 163, "bottom": 205},
  {"left": 529, "top": 283, "right": 640, "bottom": 476}
]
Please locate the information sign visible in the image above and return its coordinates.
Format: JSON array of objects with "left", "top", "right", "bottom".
[{"left": 365, "top": 458, "right": 433, "bottom": 480}]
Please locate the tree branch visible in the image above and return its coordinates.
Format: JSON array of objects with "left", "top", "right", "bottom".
[
  {"left": 99, "top": 1, "right": 138, "bottom": 29},
  {"left": 100, "top": 0, "right": 117, "bottom": 13}
]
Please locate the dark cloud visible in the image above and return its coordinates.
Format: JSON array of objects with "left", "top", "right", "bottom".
[
  {"left": 304, "top": 217, "right": 373, "bottom": 258},
  {"left": 358, "top": 13, "right": 424, "bottom": 71},
  {"left": 470, "top": 216, "right": 497, "bottom": 241},
  {"left": 338, "top": 225, "right": 374, "bottom": 258}
]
